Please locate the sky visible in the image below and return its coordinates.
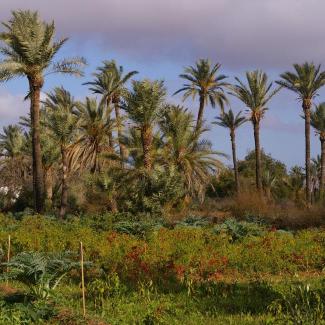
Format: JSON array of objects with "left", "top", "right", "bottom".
[{"left": 0, "top": 0, "right": 325, "bottom": 169}]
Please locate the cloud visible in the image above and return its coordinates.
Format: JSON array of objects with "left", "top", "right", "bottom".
[
  {"left": 263, "top": 114, "right": 302, "bottom": 133},
  {"left": 0, "top": 91, "right": 28, "bottom": 128},
  {"left": 1, "top": 0, "right": 325, "bottom": 68}
]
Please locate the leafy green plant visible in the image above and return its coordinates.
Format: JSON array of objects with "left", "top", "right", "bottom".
[
  {"left": 269, "top": 283, "right": 325, "bottom": 324},
  {"left": 1, "top": 251, "right": 79, "bottom": 299},
  {"left": 213, "top": 218, "right": 265, "bottom": 241},
  {"left": 88, "top": 272, "right": 125, "bottom": 310},
  {"left": 176, "top": 215, "right": 211, "bottom": 228},
  {"left": 0, "top": 300, "right": 55, "bottom": 325}
]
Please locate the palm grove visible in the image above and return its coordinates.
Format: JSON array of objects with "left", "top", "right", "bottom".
[{"left": 0, "top": 11, "right": 324, "bottom": 217}]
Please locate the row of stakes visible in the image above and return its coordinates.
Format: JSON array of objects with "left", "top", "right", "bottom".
[{"left": 5, "top": 235, "right": 87, "bottom": 318}]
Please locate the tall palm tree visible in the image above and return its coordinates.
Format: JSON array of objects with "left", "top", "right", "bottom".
[
  {"left": 214, "top": 109, "right": 247, "bottom": 193},
  {"left": 230, "top": 70, "right": 280, "bottom": 192},
  {"left": 43, "top": 87, "right": 79, "bottom": 218},
  {"left": 84, "top": 60, "right": 138, "bottom": 161},
  {"left": 122, "top": 79, "right": 166, "bottom": 171},
  {"left": 277, "top": 63, "right": 325, "bottom": 204},
  {"left": 74, "top": 97, "right": 115, "bottom": 173},
  {"left": 20, "top": 114, "right": 60, "bottom": 208},
  {"left": 310, "top": 103, "right": 325, "bottom": 198},
  {"left": 174, "top": 59, "right": 229, "bottom": 130},
  {"left": 160, "top": 105, "right": 224, "bottom": 202},
  {"left": 0, "top": 10, "right": 85, "bottom": 212}
]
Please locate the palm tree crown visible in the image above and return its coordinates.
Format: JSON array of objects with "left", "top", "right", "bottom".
[
  {"left": 0, "top": 10, "right": 86, "bottom": 82},
  {"left": 230, "top": 70, "right": 279, "bottom": 124},
  {"left": 74, "top": 97, "right": 114, "bottom": 172},
  {"left": 276, "top": 63, "right": 325, "bottom": 108},
  {"left": 214, "top": 109, "right": 247, "bottom": 132},
  {"left": 310, "top": 102, "right": 325, "bottom": 196},
  {"left": 123, "top": 79, "right": 166, "bottom": 170},
  {"left": 43, "top": 87, "right": 78, "bottom": 146},
  {"left": 0, "top": 125, "right": 25, "bottom": 158},
  {"left": 174, "top": 59, "right": 229, "bottom": 129},
  {"left": 310, "top": 103, "right": 325, "bottom": 138}
]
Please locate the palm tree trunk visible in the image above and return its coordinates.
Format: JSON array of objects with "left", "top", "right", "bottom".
[
  {"left": 59, "top": 146, "right": 69, "bottom": 218},
  {"left": 253, "top": 120, "right": 262, "bottom": 192},
  {"left": 44, "top": 166, "right": 53, "bottom": 209},
  {"left": 320, "top": 136, "right": 325, "bottom": 199},
  {"left": 114, "top": 101, "right": 126, "bottom": 165},
  {"left": 141, "top": 125, "right": 153, "bottom": 170},
  {"left": 230, "top": 130, "right": 240, "bottom": 193},
  {"left": 196, "top": 94, "right": 205, "bottom": 130},
  {"left": 106, "top": 98, "right": 114, "bottom": 149},
  {"left": 28, "top": 76, "right": 44, "bottom": 213},
  {"left": 303, "top": 102, "right": 312, "bottom": 205}
]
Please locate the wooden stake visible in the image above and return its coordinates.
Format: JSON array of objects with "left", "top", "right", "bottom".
[
  {"left": 80, "top": 241, "right": 86, "bottom": 317},
  {"left": 6, "top": 235, "right": 11, "bottom": 285}
]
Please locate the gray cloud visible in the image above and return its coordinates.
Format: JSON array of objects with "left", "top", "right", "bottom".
[{"left": 1, "top": 0, "right": 325, "bottom": 68}]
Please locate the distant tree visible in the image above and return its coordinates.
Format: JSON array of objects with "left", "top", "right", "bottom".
[
  {"left": 230, "top": 70, "right": 280, "bottom": 192},
  {"left": 160, "top": 105, "right": 224, "bottom": 202},
  {"left": 310, "top": 103, "right": 325, "bottom": 198},
  {"left": 277, "top": 63, "right": 325, "bottom": 205},
  {"left": 84, "top": 60, "right": 138, "bottom": 162},
  {"left": 238, "top": 149, "right": 287, "bottom": 179},
  {"left": 214, "top": 109, "right": 247, "bottom": 193},
  {"left": 174, "top": 59, "right": 229, "bottom": 130},
  {"left": 123, "top": 80, "right": 166, "bottom": 170},
  {"left": 43, "top": 87, "right": 79, "bottom": 218},
  {"left": 75, "top": 97, "right": 115, "bottom": 173},
  {"left": 283, "top": 166, "right": 305, "bottom": 204},
  {"left": 0, "top": 125, "right": 30, "bottom": 204}
]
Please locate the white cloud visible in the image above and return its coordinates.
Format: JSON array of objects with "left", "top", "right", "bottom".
[{"left": 0, "top": 90, "right": 28, "bottom": 128}]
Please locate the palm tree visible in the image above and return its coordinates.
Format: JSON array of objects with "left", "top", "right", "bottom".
[
  {"left": 0, "top": 125, "right": 30, "bottom": 194},
  {"left": 284, "top": 166, "right": 305, "bottom": 204},
  {"left": 19, "top": 114, "right": 60, "bottom": 208},
  {"left": 160, "top": 105, "right": 224, "bottom": 202},
  {"left": 262, "top": 170, "right": 277, "bottom": 201},
  {"left": 84, "top": 60, "right": 138, "bottom": 161},
  {"left": 0, "top": 125, "right": 25, "bottom": 159},
  {"left": 214, "top": 109, "right": 247, "bottom": 193},
  {"left": 310, "top": 103, "right": 325, "bottom": 198},
  {"left": 123, "top": 79, "right": 166, "bottom": 170},
  {"left": 230, "top": 70, "right": 280, "bottom": 192},
  {"left": 43, "top": 87, "right": 79, "bottom": 218},
  {"left": 174, "top": 59, "right": 229, "bottom": 130},
  {"left": 122, "top": 127, "right": 163, "bottom": 169},
  {"left": 0, "top": 10, "right": 85, "bottom": 212},
  {"left": 277, "top": 63, "right": 325, "bottom": 204},
  {"left": 74, "top": 97, "right": 115, "bottom": 173}
]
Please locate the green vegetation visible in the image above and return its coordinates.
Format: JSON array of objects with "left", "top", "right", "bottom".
[
  {"left": 0, "top": 215, "right": 324, "bottom": 324},
  {"left": 0, "top": 9, "right": 324, "bottom": 325}
]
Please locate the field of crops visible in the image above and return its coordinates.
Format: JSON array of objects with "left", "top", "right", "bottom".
[{"left": 0, "top": 214, "right": 324, "bottom": 324}]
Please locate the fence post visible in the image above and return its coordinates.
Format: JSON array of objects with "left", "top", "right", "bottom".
[
  {"left": 80, "top": 241, "right": 86, "bottom": 317},
  {"left": 6, "top": 235, "right": 11, "bottom": 285}
]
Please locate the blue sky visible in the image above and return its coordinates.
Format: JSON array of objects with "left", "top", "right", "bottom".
[{"left": 1, "top": 0, "right": 325, "bottom": 169}]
